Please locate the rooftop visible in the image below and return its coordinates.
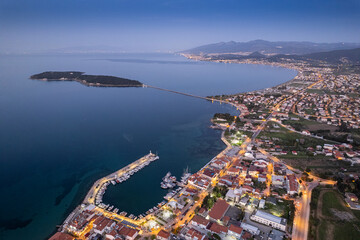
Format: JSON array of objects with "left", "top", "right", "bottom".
[
  {"left": 208, "top": 199, "right": 230, "bottom": 220},
  {"left": 253, "top": 210, "right": 287, "bottom": 225}
]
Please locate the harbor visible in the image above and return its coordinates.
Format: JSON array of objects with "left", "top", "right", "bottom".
[{"left": 83, "top": 151, "right": 159, "bottom": 218}]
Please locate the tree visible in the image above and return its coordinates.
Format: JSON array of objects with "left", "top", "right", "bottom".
[{"left": 212, "top": 234, "right": 221, "bottom": 240}]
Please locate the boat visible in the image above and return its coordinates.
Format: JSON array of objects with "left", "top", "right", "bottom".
[
  {"left": 162, "top": 172, "right": 171, "bottom": 181},
  {"left": 180, "top": 167, "right": 192, "bottom": 184}
]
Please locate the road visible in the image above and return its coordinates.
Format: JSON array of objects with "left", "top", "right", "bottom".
[{"left": 292, "top": 181, "right": 319, "bottom": 240}]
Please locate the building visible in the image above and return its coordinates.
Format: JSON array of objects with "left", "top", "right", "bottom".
[
  {"left": 119, "top": 227, "right": 139, "bottom": 240},
  {"left": 188, "top": 174, "right": 211, "bottom": 190},
  {"left": 258, "top": 174, "right": 267, "bottom": 183},
  {"left": 208, "top": 222, "right": 228, "bottom": 235},
  {"left": 259, "top": 199, "right": 265, "bottom": 209},
  {"left": 286, "top": 174, "right": 299, "bottom": 195},
  {"left": 345, "top": 192, "right": 359, "bottom": 202},
  {"left": 240, "top": 222, "right": 260, "bottom": 235},
  {"left": 49, "top": 232, "right": 74, "bottom": 240},
  {"left": 184, "top": 228, "right": 207, "bottom": 240},
  {"left": 190, "top": 215, "right": 210, "bottom": 229},
  {"left": 250, "top": 210, "right": 287, "bottom": 231},
  {"left": 93, "top": 217, "right": 115, "bottom": 235},
  {"left": 272, "top": 175, "right": 285, "bottom": 186},
  {"left": 208, "top": 199, "right": 230, "bottom": 221},
  {"left": 228, "top": 224, "right": 243, "bottom": 238},
  {"left": 157, "top": 229, "right": 170, "bottom": 240}
]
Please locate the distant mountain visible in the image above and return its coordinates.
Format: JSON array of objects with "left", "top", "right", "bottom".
[
  {"left": 302, "top": 48, "right": 360, "bottom": 64},
  {"left": 183, "top": 40, "right": 360, "bottom": 55},
  {"left": 207, "top": 47, "right": 360, "bottom": 65},
  {"left": 267, "top": 48, "right": 360, "bottom": 64}
]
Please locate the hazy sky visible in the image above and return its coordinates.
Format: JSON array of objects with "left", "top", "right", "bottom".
[{"left": 1, "top": 0, "right": 360, "bottom": 53}]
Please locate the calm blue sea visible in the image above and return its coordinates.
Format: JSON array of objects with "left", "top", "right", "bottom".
[{"left": 0, "top": 53, "right": 296, "bottom": 239}]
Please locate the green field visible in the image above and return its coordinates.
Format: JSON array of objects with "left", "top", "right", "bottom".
[
  {"left": 260, "top": 123, "right": 330, "bottom": 148},
  {"left": 333, "top": 222, "right": 360, "bottom": 240},
  {"left": 311, "top": 190, "right": 360, "bottom": 240},
  {"left": 321, "top": 191, "right": 347, "bottom": 217}
]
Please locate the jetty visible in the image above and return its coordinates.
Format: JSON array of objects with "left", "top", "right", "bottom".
[{"left": 83, "top": 151, "right": 159, "bottom": 205}]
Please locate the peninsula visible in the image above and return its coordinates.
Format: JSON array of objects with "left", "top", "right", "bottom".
[{"left": 30, "top": 71, "right": 143, "bottom": 87}]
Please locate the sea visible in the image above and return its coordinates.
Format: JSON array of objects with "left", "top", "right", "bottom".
[{"left": 0, "top": 53, "right": 296, "bottom": 240}]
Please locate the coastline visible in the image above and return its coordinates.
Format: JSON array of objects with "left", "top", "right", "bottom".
[
  {"left": 180, "top": 53, "right": 301, "bottom": 93},
  {"left": 50, "top": 54, "right": 300, "bottom": 238}
]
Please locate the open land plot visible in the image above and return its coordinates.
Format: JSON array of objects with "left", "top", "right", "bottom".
[{"left": 309, "top": 188, "right": 360, "bottom": 240}]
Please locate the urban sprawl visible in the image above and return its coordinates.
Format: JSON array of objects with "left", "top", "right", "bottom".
[{"left": 50, "top": 55, "right": 360, "bottom": 240}]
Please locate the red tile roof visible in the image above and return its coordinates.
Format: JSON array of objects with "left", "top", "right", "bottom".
[
  {"left": 157, "top": 229, "right": 170, "bottom": 239},
  {"left": 186, "top": 228, "right": 206, "bottom": 240},
  {"left": 191, "top": 215, "right": 210, "bottom": 227},
  {"left": 208, "top": 199, "right": 229, "bottom": 220},
  {"left": 49, "top": 232, "right": 74, "bottom": 240},
  {"left": 208, "top": 222, "right": 228, "bottom": 234},
  {"left": 229, "top": 224, "right": 243, "bottom": 235}
]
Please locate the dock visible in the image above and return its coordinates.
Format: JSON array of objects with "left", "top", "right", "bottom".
[{"left": 83, "top": 152, "right": 158, "bottom": 205}]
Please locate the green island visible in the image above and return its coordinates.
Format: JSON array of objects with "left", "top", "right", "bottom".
[{"left": 30, "top": 71, "right": 143, "bottom": 87}]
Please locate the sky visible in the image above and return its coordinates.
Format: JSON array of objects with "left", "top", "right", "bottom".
[{"left": 0, "top": 0, "right": 360, "bottom": 53}]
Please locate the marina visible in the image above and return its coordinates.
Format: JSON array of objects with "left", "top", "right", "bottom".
[{"left": 83, "top": 151, "right": 159, "bottom": 217}]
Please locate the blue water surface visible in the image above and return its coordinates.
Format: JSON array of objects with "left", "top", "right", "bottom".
[{"left": 0, "top": 53, "right": 296, "bottom": 239}]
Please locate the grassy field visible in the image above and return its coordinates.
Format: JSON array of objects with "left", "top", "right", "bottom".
[
  {"left": 309, "top": 188, "right": 360, "bottom": 240},
  {"left": 333, "top": 222, "right": 360, "bottom": 240},
  {"left": 321, "top": 191, "right": 348, "bottom": 217},
  {"left": 260, "top": 122, "right": 332, "bottom": 148},
  {"left": 307, "top": 89, "right": 326, "bottom": 94}
]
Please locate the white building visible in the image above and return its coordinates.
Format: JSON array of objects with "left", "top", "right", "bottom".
[
  {"left": 250, "top": 210, "right": 287, "bottom": 231},
  {"left": 271, "top": 175, "right": 285, "bottom": 186},
  {"left": 240, "top": 222, "right": 260, "bottom": 235}
]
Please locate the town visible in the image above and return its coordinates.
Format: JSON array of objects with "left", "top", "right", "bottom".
[{"left": 50, "top": 56, "right": 360, "bottom": 240}]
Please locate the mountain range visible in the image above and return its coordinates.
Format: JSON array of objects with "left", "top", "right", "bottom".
[{"left": 183, "top": 40, "right": 360, "bottom": 55}]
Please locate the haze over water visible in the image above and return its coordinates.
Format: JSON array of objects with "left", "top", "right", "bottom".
[{"left": 0, "top": 53, "right": 296, "bottom": 240}]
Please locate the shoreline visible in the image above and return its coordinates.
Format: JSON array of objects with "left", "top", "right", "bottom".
[
  {"left": 44, "top": 54, "right": 299, "bottom": 239},
  {"left": 180, "top": 53, "right": 301, "bottom": 94}
]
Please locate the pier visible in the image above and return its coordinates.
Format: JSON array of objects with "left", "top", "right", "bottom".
[{"left": 84, "top": 152, "right": 158, "bottom": 205}]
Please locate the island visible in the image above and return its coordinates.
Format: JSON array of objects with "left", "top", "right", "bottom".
[{"left": 30, "top": 71, "right": 143, "bottom": 87}]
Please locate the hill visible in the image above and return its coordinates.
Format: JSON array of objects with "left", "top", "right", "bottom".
[
  {"left": 302, "top": 48, "right": 360, "bottom": 64},
  {"left": 201, "top": 47, "right": 360, "bottom": 65},
  {"left": 183, "top": 40, "right": 360, "bottom": 55}
]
